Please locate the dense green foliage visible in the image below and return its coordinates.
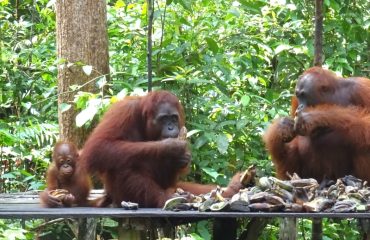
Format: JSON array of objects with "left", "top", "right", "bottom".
[{"left": 0, "top": 0, "right": 369, "bottom": 239}]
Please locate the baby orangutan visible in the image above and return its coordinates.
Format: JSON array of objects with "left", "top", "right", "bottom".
[{"left": 40, "top": 141, "right": 91, "bottom": 207}]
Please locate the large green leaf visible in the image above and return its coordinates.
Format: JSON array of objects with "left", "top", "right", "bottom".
[
  {"left": 216, "top": 134, "right": 229, "bottom": 154},
  {"left": 205, "top": 37, "right": 219, "bottom": 54}
]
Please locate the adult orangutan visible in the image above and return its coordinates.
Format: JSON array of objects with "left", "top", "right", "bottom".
[
  {"left": 263, "top": 67, "right": 370, "bottom": 181},
  {"left": 80, "top": 90, "right": 243, "bottom": 207},
  {"left": 40, "top": 141, "right": 91, "bottom": 207},
  {"left": 292, "top": 66, "right": 370, "bottom": 114}
]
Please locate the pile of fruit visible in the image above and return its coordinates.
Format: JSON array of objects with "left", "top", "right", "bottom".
[{"left": 163, "top": 166, "right": 370, "bottom": 213}]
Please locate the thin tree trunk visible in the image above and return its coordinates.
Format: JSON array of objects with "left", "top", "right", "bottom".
[
  {"left": 147, "top": 0, "right": 154, "bottom": 91},
  {"left": 56, "top": 0, "right": 109, "bottom": 148},
  {"left": 314, "top": 0, "right": 323, "bottom": 67},
  {"left": 313, "top": 1, "right": 324, "bottom": 234}
]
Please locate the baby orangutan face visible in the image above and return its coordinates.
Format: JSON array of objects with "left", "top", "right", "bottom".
[{"left": 53, "top": 142, "right": 78, "bottom": 178}]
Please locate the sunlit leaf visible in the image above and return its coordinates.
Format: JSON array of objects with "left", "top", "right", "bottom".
[
  {"left": 116, "top": 89, "right": 128, "bottom": 100},
  {"left": 0, "top": 0, "right": 10, "bottom": 6},
  {"left": 76, "top": 105, "right": 98, "bottom": 127},
  {"left": 187, "top": 129, "right": 201, "bottom": 138},
  {"left": 274, "top": 44, "right": 291, "bottom": 54},
  {"left": 0, "top": 129, "right": 16, "bottom": 145},
  {"left": 46, "top": 0, "right": 55, "bottom": 8},
  {"left": 228, "top": 8, "right": 240, "bottom": 17},
  {"left": 203, "top": 167, "right": 220, "bottom": 180},
  {"left": 96, "top": 76, "right": 107, "bottom": 88},
  {"left": 114, "top": 0, "right": 125, "bottom": 9},
  {"left": 82, "top": 65, "right": 93, "bottom": 76},
  {"left": 241, "top": 95, "right": 250, "bottom": 106},
  {"left": 21, "top": 102, "right": 32, "bottom": 110},
  {"left": 60, "top": 103, "right": 72, "bottom": 113}
]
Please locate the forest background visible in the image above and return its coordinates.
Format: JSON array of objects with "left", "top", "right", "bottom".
[{"left": 0, "top": 0, "right": 369, "bottom": 239}]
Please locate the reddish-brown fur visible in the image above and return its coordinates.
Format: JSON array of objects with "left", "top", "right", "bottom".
[
  {"left": 80, "top": 90, "right": 242, "bottom": 207},
  {"left": 292, "top": 66, "right": 370, "bottom": 114},
  {"left": 264, "top": 67, "right": 370, "bottom": 181},
  {"left": 40, "top": 141, "right": 91, "bottom": 207},
  {"left": 294, "top": 105, "right": 370, "bottom": 181}
]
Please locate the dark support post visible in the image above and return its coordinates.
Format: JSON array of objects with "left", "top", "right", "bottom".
[
  {"left": 118, "top": 218, "right": 147, "bottom": 240},
  {"left": 279, "top": 218, "right": 297, "bottom": 240},
  {"left": 239, "top": 218, "right": 269, "bottom": 240},
  {"left": 311, "top": 218, "right": 322, "bottom": 240},
  {"left": 358, "top": 219, "right": 370, "bottom": 240},
  {"left": 213, "top": 218, "right": 237, "bottom": 240},
  {"left": 78, "top": 218, "right": 97, "bottom": 240}
]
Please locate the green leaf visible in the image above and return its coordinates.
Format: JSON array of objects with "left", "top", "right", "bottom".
[
  {"left": 2, "top": 229, "right": 26, "bottom": 240},
  {"left": 1, "top": 173, "right": 16, "bottom": 179},
  {"left": 216, "top": 134, "right": 229, "bottom": 154},
  {"left": 194, "top": 135, "right": 208, "bottom": 149},
  {"left": 114, "top": 0, "right": 125, "bottom": 8},
  {"left": 217, "top": 120, "right": 236, "bottom": 130},
  {"left": 205, "top": 37, "right": 219, "bottom": 54},
  {"left": 241, "top": 95, "right": 250, "bottom": 106},
  {"left": 21, "top": 102, "right": 32, "bottom": 110},
  {"left": 274, "top": 44, "right": 291, "bottom": 54},
  {"left": 202, "top": 167, "right": 220, "bottom": 180},
  {"left": 236, "top": 118, "right": 248, "bottom": 130},
  {"left": 228, "top": 8, "right": 240, "bottom": 18},
  {"left": 189, "top": 233, "right": 204, "bottom": 240},
  {"left": 196, "top": 221, "right": 212, "bottom": 240},
  {"left": 60, "top": 103, "right": 72, "bottom": 113},
  {"left": 177, "top": 0, "right": 192, "bottom": 12},
  {"left": 0, "top": 129, "right": 16, "bottom": 145},
  {"left": 102, "top": 218, "right": 119, "bottom": 227}
]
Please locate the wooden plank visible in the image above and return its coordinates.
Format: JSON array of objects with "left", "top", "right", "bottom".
[
  {"left": 0, "top": 190, "right": 104, "bottom": 204},
  {"left": 1, "top": 192, "right": 370, "bottom": 220},
  {"left": 1, "top": 205, "right": 370, "bottom": 219}
]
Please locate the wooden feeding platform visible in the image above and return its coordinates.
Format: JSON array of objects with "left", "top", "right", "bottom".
[{"left": 1, "top": 190, "right": 370, "bottom": 240}]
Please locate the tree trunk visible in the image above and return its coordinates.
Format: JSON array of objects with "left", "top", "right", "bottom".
[
  {"left": 314, "top": 0, "right": 323, "bottom": 67},
  {"left": 313, "top": 0, "right": 324, "bottom": 233},
  {"left": 56, "top": 1, "right": 109, "bottom": 239},
  {"left": 147, "top": 0, "right": 154, "bottom": 91},
  {"left": 56, "top": 0, "right": 109, "bottom": 148}
]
